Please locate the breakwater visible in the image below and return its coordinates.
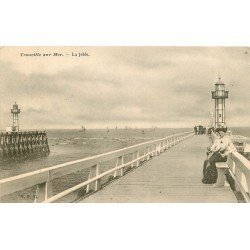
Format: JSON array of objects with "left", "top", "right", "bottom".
[{"left": 0, "top": 131, "right": 50, "bottom": 162}]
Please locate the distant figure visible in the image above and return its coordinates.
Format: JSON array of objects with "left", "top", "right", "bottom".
[
  {"left": 194, "top": 126, "right": 197, "bottom": 135},
  {"left": 198, "top": 125, "right": 202, "bottom": 135},
  {"left": 203, "top": 127, "right": 206, "bottom": 134},
  {"left": 194, "top": 125, "right": 208, "bottom": 135}
]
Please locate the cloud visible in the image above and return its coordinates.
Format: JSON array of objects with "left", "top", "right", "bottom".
[{"left": 0, "top": 47, "right": 249, "bottom": 129}]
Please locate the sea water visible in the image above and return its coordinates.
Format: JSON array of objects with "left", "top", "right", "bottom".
[
  {"left": 230, "top": 127, "right": 250, "bottom": 138},
  {"left": 1, "top": 127, "right": 249, "bottom": 202},
  {"left": 0, "top": 128, "right": 189, "bottom": 179}
]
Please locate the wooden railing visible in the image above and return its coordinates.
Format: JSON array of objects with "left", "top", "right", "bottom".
[
  {"left": 227, "top": 152, "right": 250, "bottom": 202},
  {"left": 0, "top": 131, "right": 194, "bottom": 203},
  {"left": 210, "top": 132, "right": 250, "bottom": 202}
]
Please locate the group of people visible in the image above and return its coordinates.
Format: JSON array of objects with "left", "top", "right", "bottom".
[
  {"left": 202, "top": 126, "right": 236, "bottom": 186},
  {"left": 0, "top": 131, "right": 50, "bottom": 161},
  {"left": 194, "top": 125, "right": 206, "bottom": 135}
]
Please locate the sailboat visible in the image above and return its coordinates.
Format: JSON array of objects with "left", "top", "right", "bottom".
[{"left": 80, "top": 125, "right": 86, "bottom": 132}]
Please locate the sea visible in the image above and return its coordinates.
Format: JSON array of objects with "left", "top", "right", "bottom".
[
  {"left": 0, "top": 127, "right": 249, "bottom": 202},
  {"left": 230, "top": 127, "right": 250, "bottom": 138},
  {"left": 0, "top": 128, "right": 190, "bottom": 178}
]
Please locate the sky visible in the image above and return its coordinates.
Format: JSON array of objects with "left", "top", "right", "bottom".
[{"left": 0, "top": 46, "right": 249, "bottom": 130}]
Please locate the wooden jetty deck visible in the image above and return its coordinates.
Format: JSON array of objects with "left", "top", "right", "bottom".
[{"left": 79, "top": 135, "right": 237, "bottom": 203}]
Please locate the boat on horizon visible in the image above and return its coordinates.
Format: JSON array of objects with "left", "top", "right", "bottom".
[{"left": 80, "top": 125, "right": 86, "bottom": 132}]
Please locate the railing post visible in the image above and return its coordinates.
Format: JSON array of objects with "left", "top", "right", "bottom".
[
  {"left": 143, "top": 148, "right": 146, "bottom": 161},
  {"left": 136, "top": 150, "right": 140, "bottom": 167},
  {"left": 161, "top": 141, "right": 164, "bottom": 151},
  {"left": 114, "top": 156, "right": 123, "bottom": 177},
  {"left": 228, "top": 154, "right": 247, "bottom": 193},
  {"left": 95, "top": 164, "right": 101, "bottom": 191},
  {"left": 114, "top": 157, "right": 118, "bottom": 178},
  {"left": 86, "top": 164, "right": 100, "bottom": 193},
  {"left": 152, "top": 145, "right": 155, "bottom": 156},
  {"left": 229, "top": 155, "right": 242, "bottom": 193},
  {"left": 156, "top": 143, "right": 161, "bottom": 155},
  {"left": 120, "top": 156, "right": 124, "bottom": 176},
  {"left": 131, "top": 152, "right": 135, "bottom": 168},
  {"left": 34, "top": 172, "right": 52, "bottom": 203},
  {"left": 162, "top": 141, "right": 165, "bottom": 152},
  {"left": 165, "top": 140, "right": 169, "bottom": 149},
  {"left": 147, "top": 147, "right": 150, "bottom": 161},
  {"left": 235, "top": 165, "right": 243, "bottom": 192},
  {"left": 149, "top": 146, "right": 152, "bottom": 157},
  {"left": 152, "top": 144, "right": 156, "bottom": 156}
]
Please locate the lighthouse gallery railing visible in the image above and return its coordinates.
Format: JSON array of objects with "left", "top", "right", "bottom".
[{"left": 0, "top": 131, "right": 194, "bottom": 203}]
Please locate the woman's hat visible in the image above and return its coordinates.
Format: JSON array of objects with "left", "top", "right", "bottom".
[{"left": 221, "top": 127, "right": 228, "bottom": 133}]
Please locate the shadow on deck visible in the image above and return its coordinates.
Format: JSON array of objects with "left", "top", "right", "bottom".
[{"left": 78, "top": 135, "right": 237, "bottom": 203}]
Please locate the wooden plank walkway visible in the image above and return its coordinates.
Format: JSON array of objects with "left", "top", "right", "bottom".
[{"left": 79, "top": 135, "right": 237, "bottom": 203}]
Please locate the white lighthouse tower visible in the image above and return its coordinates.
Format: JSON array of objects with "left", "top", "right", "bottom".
[
  {"left": 211, "top": 77, "right": 229, "bottom": 128},
  {"left": 11, "top": 102, "right": 21, "bottom": 131}
]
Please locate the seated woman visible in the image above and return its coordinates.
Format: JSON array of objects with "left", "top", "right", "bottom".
[
  {"left": 202, "top": 128, "right": 220, "bottom": 182},
  {"left": 202, "top": 127, "right": 236, "bottom": 184}
]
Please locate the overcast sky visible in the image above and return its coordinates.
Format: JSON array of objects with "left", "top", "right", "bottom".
[{"left": 0, "top": 47, "right": 249, "bottom": 130}]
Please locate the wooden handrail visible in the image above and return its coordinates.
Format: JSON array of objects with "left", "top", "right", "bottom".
[
  {"left": 227, "top": 152, "right": 250, "bottom": 202},
  {"left": 0, "top": 131, "right": 194, "bottom": 202}
]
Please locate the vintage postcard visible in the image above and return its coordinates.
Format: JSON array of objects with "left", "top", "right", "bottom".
[{"left": 0, "top": 47, "right": 249, "bottom": 203}]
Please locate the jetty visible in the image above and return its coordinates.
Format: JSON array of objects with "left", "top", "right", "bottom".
[
  {"left": 1, "top": 131, "right": 249, "bottom": 203},
  {"left": 79, "top": 134, "right": 236, "bottom": 203}
]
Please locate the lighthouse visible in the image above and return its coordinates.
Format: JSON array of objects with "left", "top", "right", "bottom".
[
  {"left": 211, "top": 77, "right": 229, "bottom": 128},
  {"left": 11, "top": 102, "right": 20, "bottom": 131}
]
